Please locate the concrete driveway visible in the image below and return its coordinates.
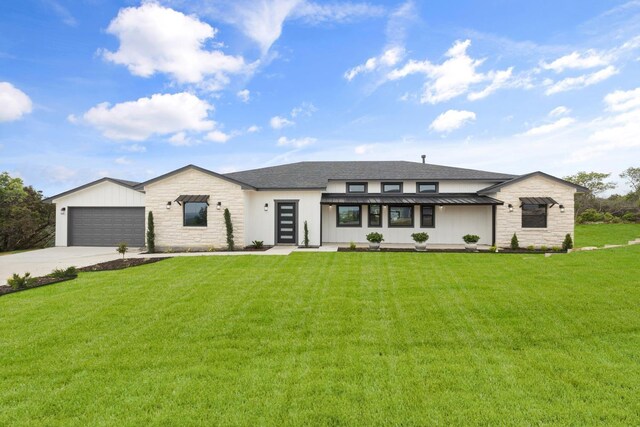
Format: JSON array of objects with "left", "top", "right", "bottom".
[{"left": 0, "top": 247, "right": 130, "bottom": 285}]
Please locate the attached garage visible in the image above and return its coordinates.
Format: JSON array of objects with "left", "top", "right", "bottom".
[{"left": 68, "top": 207, "right": 145, "bottom": 246}]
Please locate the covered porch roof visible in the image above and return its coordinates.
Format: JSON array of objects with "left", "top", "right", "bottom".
[{"left": 320, "top": 193, "right": 504, "bottom": 205}]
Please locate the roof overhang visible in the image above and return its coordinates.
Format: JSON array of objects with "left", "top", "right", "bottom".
[
  {"left": 135, "top": 164, "right": 255, "bottom": 191},
  {"left": 520, "top": 197, "right": 558, "bottom": 207},
  {"left": 43, "top": 177, "right": 141, "bottom": 203},
  {"left": 175, "top": 195, "right": 210, "bottom": 205},
  {"left": 478, "top": 171, "right": 590, "bottom": 195},
  {"left": 321, "top": 193, "right": 504, "bottom": 205}
]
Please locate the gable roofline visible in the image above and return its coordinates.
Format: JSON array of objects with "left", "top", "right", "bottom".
[
  {"left": 43, "top": 177, "right": 141, "bottom": 203},
  {"left": 134, "top": 164, "right": 256, "bottom": 191},
  {"left": 477, "top": 171, "right": 590, "bottom": 195}
]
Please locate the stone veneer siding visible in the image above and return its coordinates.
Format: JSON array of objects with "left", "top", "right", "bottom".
[
  {"left": 491, "top": 174, "right": 577, "bottom": 248},
  {"left": 144, "top": 168, "right": 245, "bottom": 250}
]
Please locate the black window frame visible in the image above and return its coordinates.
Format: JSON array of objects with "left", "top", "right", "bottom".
[
  {"left": 521, "top": 203, "right": 547, "bottom": 228},
  {"left": 416, "top": 182, "right": 439, "bottom": 193},
  {"left": 183, "top": 201, "right": 208, "bottom": 227},
  {"left": 388, "top": 205, "right": 414, "bottom": 227},
  {"left": 382, "top": 182, "right": 403, "bottom": 193},
  {"left": 420, "top": 205, "right": 436, "bottom": 228},
  {"left": 336, "top": 205, "right": 362, "bottom": 227},
  {"left": 346, "top": 182, "right": 368, "bottom": 193},
  {"left": 368, "top": 204, "right": 382, "bottom": 227}
]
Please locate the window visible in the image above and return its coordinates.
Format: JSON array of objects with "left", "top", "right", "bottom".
[
  {"left": 382, "top": 182, "right": 403, "bottom": 193},
  {"left": 388, "top": 206, "right": 413, "bottom": 227},
  {"left": 522, "top": 204, "right": 547, "bottom": 228},
  {"left": 368, "top": 204, "right": 382, "bottom": 227},
  {"left": 417, "top": 182, "right": 438, "bottom": 193},
  {"left": 184, "top": 202, "right": 208, "bottom": 227},
  {"left": 421, "top": 205, "right": 435, "bottom": 227},
  {"left": 337, "top": 205, "right": 362, "bottom": 227},
  {"left": 347, "top": 182, "right": 367, "bottom": 193}
]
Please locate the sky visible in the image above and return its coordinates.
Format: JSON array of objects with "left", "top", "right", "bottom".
[{"left": 1, "top": 0, "right": 640, "bottom": 197}]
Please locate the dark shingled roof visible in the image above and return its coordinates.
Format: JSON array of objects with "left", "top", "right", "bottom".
[{"left": 224, "top": 161, "right": 517, "bottom": 190}]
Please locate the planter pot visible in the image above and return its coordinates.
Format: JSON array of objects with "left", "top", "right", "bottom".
[
  {"left": 368, "top": 242, "right": 380, "bottom": 250},
  {"left": 415, "top": 242, "right": 427, "bottom": 251},
  {"left": 465, "top": 243, "right": 478, "bottom": 251}
]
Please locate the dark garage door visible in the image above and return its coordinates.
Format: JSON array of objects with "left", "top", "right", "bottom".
[{"left": 68, "top": 207, "right": 145, "bottom": 246}]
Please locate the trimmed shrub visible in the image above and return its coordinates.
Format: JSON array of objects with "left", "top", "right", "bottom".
[
  {"left": 411, "top": 232, "right": 429, "bottom": 243},
  {"left": 146, "top": 211, "right": 155, "bottom": 253},
  {"left": 526, "top": 245, "right": 535, "bottom": 251},
  {"left": 224, "top": 208, "right": 234, "bottom": 251},
  {"left": 462, "top": 234, "right": 480, "bottom": 244},
  {"left": 303, "top": 221, "right": 310, "bottom": 247},
  {"left": 510, "top": 233, "right": 519, "bottom": 250},
  {"left": 8, "top": 273, "right": 36, "bottom": 290},
  {"left": 562, "top": 233, "right": 573, "bottom": 251},
  {"left": 366, "top": 232, "right": 384, "bottom": 243}
]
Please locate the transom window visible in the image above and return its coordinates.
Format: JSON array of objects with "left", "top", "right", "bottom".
[
  {"left": 417, "top": 182, "right": 438, "bottom": 193},
  {"left": 421, "top": 205, "right": 435, "bottom": 227},
  {"left": 347, "top": 182, "right": 367, "bottom": 193},
  {"left": 388, "top": 206, "right": 413, "bottom": 227},
  {"left": 382, "top": 182, "right": 403, "bottom": 193},
  {"left": 337, "top": 205, "right": 362, "bottom": 227},
  {"left": 184, "top": 202, "right": 208, "bottom": 227},
  {"left": 368, "top": 204, "right": 382, "bottom": 227},
  {"left": 522, "top": 204, "right": 547, "bottom": 228}
]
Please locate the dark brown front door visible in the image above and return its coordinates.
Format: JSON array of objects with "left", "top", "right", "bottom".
[{"left": 276, "top": 202, "right": 297, "bottom": 244}]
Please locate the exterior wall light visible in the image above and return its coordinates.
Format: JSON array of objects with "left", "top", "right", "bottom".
[
  {"left": 559, "top": 204, "right": 565, "bottom": 213},
  {"left": 439, "top": 205, "right": 444, "bottom": 210},
  {"left": 264, "top": 203, "right": 269, "bottom": 211},
  {"left": 166, "top": 202, "right": 171, "bottom": 209},
  {"left": 60, "top": 207, "right": 66, "bottom": 215},
  {"left": 508, "top": 204, "right": 514, "bottom": 212},
  {"left": 216, "top": 201, "right": 222, "bottom": 210}
]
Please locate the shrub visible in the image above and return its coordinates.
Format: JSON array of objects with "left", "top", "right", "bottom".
[
  {"left": 349, "top": 241, "right": 356, "bottom": 250},
  {"left": 552, "top": 246, "right": 562, "bottom": 252},
  {"left": 622, "top": 212, "right": 637, "bottom": 222},
  {"left": 603, "top": 212, "right": 615, "bottom": 223},
  {"left": 489, "top": 246, "right": 497, "bottom": 253},
  {"left": 146, "top": 211, "right": 155, "bottom": 253},
  {"left": 510, "top": 233, "right": 519, "bottom": 250},
  {"left": 540, "top": 245, "right": 548, "bottom": 252},
  {"left": 366, "top": 232, "right": 384, "bottom": 243},
  {"left": 579, "top": 208, "right": 604, "bottom": 223},
  {"left": 117, "top": 242, "right": 128, "bottom": 259},
  {"left": 462, "top": 234, "right": 480, "bottom": 244},
  {"left": 303, "top": 221, "right": 310, "bottom": 247},
  {"left": 8, "top": 273, "right": 36, "bottom": 290},
  {"left": 252, "top": 240, "right": 264, "bottom": 249},
  {"left": 527, "top": 245, "right": 535, "bottom": 251},
  {"left": 562, "top": 233, "right": 573, "bottom": 250},
  {"left": 224, "top": 208, "right": 234, "bottom": 251},
  {"left": 411, "top": 232, "right": 429, "bottom": 243},
  {"left": 49, "top": 266, "right": 77, "bottom": 279}
]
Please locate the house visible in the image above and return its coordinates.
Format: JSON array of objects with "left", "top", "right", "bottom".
[{"left": 44, "top": 160, "right": 588, "bottom": 249}]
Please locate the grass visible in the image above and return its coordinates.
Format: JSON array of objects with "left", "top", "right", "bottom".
[
  {"left": 575, "top": 223, "right": 640, "bottom": 247},
  {"left": 0, "top": 249, "right": 35, "bottom": 256},
  {"left": 1, "top": 246, "right": 639, "bottom": 425}
]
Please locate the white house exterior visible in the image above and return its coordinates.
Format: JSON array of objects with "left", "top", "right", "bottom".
[{"left": 45, "top": 161, "right": 587, "bottom": 249}]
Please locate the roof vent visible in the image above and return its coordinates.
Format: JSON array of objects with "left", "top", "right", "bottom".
[{"left": 421, "top": 154, "right": 426, "bottom": 164}]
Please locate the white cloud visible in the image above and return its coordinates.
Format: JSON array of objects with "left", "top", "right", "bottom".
[
  {"left": 290, "top": 102, "right": 317, "bottom": 117},
  {"left": 429, "top": 110, "right": 476, "bottom": 133},
  {"left": 102, "top": 3, "right": 249, "bottom": 86},
  {"left": 168, "top": 131, "right": 196, "bottom": 146},
  {"left": 354, "top": 144, "right": 375, "bottom": 154},
  {"left": 387, "top": 39, "right": 512, "bottom": 104},
  {"left": 604, "top": 87, "right": 640, "bottom": 111},
  {"left": 292, "top": 2, "right": 385, "bottom": 25},
  {"left": 541, "top": 50, "right": 609, "bottom": 73},
  {"left": 345, "top": 47, "right": 405, "bottom": 81},
  {"left": 123, "top": 143, "right": 147, "bottom": 153},
  {"left": 115, "top": 156, "right": 131, "bottom": 165},
  {"left": 247, "top": 125, "right": 260, "bottom": 133},
  {"left": 237, "top": 89, "right": 251, "bottom": 102},
  {"left": 81, "top": 92, "right": 215, "bottom": 141},
  {"left": 205, "top": 130, "right": 232, "bottom": 143},
  {"left": 548, "top": 106, "right": 571, "bottom": 117},
  {"left": 0, "top": 82, "right": 33, "bottom": 122},
  {"left": 522, "top": 117, "right": 575, "bottom": 136},
  {"left": 277, "top": 136, "right": 316, "bottom": 147},
  {"left": 545, "top": 65, "right": 618, "bottom": 95},
  {"left": 270, "top": 115, "right": 295, "bottom": 129}
]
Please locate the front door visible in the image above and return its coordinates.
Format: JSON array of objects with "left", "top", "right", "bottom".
[{"left": 276, "top": 202, "right": 297, "bottom": 244}]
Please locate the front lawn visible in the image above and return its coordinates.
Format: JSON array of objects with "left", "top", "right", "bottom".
[
  {"left": 575, "top": 223, "right": 640, "bottom": 247},
  {"left": 1, "top": 248, "right": 639, "bottom": 425}
]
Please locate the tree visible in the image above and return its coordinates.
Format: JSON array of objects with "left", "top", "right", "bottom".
[
  {"left": 146, "top": 211, "right": 155, "bottom": 253},
  {"left": 563, "top": 171, "right": 617, "bottom": 214},
  {"left": 620, "top": 167, "right": 640, "bottom": 194},
  {"left": 224, "top": 208, "right": 234, "bottom": 251}
]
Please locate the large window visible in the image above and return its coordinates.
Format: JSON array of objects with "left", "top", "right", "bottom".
[
  {"left": 337, "top": 205, "right": 362, "bottom": 227},
  {"left": 416, "top": 182, "right": 438, "bottom": 193},
  {"left": 421, "top": 205, "right": 435, "bottom": 227},
  {"left": 347, "top": 182, "right": 367, "bottom": 193},
  {"left": 389, "top": 206, "right": 413, "bottom": 227},
  {"left": 382, "top": 182, "right": 403, "bottom": 193},
  {"left": 522, "top": 204, "right": 547, "bottom": 228},
  {"left": 368, "top": 204, "right": 382, "bottom": 227},
  {"left": 184, "top": 202, "right": 208, "bottom": 227}
]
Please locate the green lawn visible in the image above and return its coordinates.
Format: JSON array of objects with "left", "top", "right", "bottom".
[
  {"left": 575, "top": 223, "right": 640, "bottom": 247},
  {"left": 1, "top": 248, "right": 640, "bottom": 425}
]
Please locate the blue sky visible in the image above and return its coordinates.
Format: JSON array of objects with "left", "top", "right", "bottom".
[{"left": 1, "top": 0, "right": 640, "bottom": 196}]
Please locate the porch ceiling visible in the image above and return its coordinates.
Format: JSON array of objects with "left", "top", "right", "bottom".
[{"left": 320, "top": 193, "right": 504, "bottom": 205}]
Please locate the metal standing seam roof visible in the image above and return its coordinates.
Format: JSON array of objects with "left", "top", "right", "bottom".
[
  {"left": 519, "top": 197, "right": 558, "bottom": 206},
  {"left": 175, "top": 195, "right": 210, "bottom": 204},
  {"left": 321, "top": 193, "right": 504, "bottom": 205}
]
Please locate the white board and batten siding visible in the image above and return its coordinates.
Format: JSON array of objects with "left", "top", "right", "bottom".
[{"left": 52, "top": 181, "right": 145, "bottom": 246}]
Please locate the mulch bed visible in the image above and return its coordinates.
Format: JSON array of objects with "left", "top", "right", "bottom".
[{"left": 1, "top": 257, "right": 170, "bottom": 297}]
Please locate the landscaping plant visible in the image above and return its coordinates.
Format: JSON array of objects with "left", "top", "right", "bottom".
[
  {"left": 462, "top": 234, "right": 480, "bottom": 244},
  {"left": 7, "top": 272, "right": 36, "bottom": 290},
  {"left": 49, "top": 266, "right": 78, "bottom": 279},
  {"left": 411, "top": 232, "right": 429, "bottom": 243},
  {"left": 147, "top": 211, "right": 155, "bottom": 253},
  {"left": 224, "top": 208, "right": 234, "bottom": 251},
  {"left": 252, "top": 240, "right": 264, "bottom": 249},
  {"left": 511, "top": 233, "right": 519, "bottom": 249},
  {"left": 366, "top": 232, "right": 384, "bottom": 243},
  {"left": 303, "top": 221, "right": 310, "bottom": 247},
  {"left": 117, "top": 242, "right": 128, "bottom": 259},
  {"left": 562, "top": 233, "right": 573, "bottom": 250}
]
